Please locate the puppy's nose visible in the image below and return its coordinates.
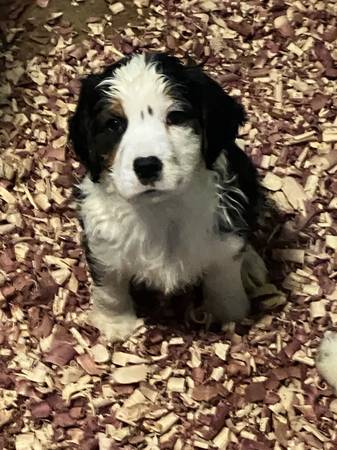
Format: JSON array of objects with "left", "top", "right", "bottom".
[{"left": 133, "top": 156, "right": 163, "bottom": 185}]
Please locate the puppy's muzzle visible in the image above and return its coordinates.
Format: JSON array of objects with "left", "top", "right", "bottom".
[{"left": 133, "top": 156, "right": 163, "bottom": 185}]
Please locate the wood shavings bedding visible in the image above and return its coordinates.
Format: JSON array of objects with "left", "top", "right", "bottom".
[{"left": 1, "top": 0, "right": 337, "bottom": 449}]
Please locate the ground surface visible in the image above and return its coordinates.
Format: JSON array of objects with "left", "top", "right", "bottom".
[{"left": 1, "top": 0, "right": 337, "bottom": 449}]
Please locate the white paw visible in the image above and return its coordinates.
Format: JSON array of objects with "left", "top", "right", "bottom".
[
  {"left": 316, "top": 331, "right": 337, "bottom": 391},
  {"left": 88, "top": 310, "right": 144, "bottom": 342}
]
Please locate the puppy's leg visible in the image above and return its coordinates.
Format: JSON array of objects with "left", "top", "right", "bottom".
[
  {"left": 316, "top": 331, "right": 337, "bottom": 392},
  {"left": 89, "top": 273, "right": 142, "bottom": 342},
  {"left": 241, "top": 244, "right": 268, "bottom": 294},
  {"left": 203, "top": 237, "right": 250, "bottom": 323}
]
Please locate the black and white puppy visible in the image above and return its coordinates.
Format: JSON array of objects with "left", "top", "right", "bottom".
[{"left": 69, "top": 52, "right": 266, "bottom": 341}]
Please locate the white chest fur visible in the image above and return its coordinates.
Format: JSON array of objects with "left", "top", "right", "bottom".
[{"left": 79, "top": 171, "right": 241, "bottom": 293}]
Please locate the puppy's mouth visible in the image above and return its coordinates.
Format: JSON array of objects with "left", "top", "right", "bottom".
[
  {"left": 131, "top": 188, "right": 168, "bottom": 203},
  {"left": 142, "top": 189, "right": 158, "bottom": 195},
  {"left": 140, "top": 189, "right": 165, "bottom": 199}
]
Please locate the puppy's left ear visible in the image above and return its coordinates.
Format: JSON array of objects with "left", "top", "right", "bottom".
[{"left": 187, "top": 68, "right": 246, "bottom": 168}]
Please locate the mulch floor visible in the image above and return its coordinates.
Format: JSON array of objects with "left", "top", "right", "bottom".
[{"left": 1, "top": 0, "right": 337, "bottom": 449}]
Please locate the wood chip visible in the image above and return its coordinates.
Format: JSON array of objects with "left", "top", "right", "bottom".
[
  {"left": 90, "top": 343, "right": 110, "bottom": 363},
  {"left": 310, "top": 300, "right": 327, "bottom": 320},
  {"left": 50, "top": 268, "right": 71, "bottom": 285},
  {"left": 272, "top": 249, "right": 305, "bottom": 265},
  {"left": 34, "top": 193, "right": 51, "bottom": 211},
  {"left": 0, "top": 186, "right": 16, "bottom": 204},
  {"left": 213, "top": 342, "right": 230, "bottom": 361},
  {"left": 245, "top": 382, "right": 266, "bottom": 402},
  {"left": 281, "top": 177, "right": 307, "bottom": 212},
  {"left": 326, "top": 235, "right": 337, "bottom": 250},
  {"left": 76, "top": 353, "right": 102, "bottom": 375},
  {"left": 111, "top": 364, "right": 148, "bottom": 384},
  {"left": 0, "top": 410, "right": 13, "bottom": 429},
  {"left": 213, "top": 427, "right": 231, "bottom": 449},
  {"left": 322, "top": 127, "right": 337, "bottom": 143},
  {"left": 109, "top": 2, "right": 125, "bottom": 14},
  {"left": 112, "top": 351, "right": 148, "bottom": 366},
  {"left": 167, "top": 377, "right": 186, "bottom": 393},
  {"left": 152, "top": 412, "right": 179, "bottom": 434}
]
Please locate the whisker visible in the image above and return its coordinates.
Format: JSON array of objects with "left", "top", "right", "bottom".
[{"left": 213, "top": 155, "right": 248, "bottom": 232}]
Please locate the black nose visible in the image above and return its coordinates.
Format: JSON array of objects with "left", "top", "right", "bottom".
[{"left": 133, "top": 156, "right": 163, "bottom": 185}]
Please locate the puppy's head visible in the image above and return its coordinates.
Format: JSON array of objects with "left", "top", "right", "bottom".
[{"left": 69, "top": 53, "right": 245, "bottom": 201}]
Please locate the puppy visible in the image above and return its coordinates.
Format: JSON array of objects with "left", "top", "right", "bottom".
[{"left": 69, "top": 52, "right": 266, "bottom": 341}]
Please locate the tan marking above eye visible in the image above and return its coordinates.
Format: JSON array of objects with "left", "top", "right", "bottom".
[
  {"left": 97, "top": 98, "right": 126, "bottom": 124},
  {"left": 109, "top": 99, "right": 126, "bottom": 118},
  {"left": 100, "top": 100, "right": 125, "bottom": 171}
]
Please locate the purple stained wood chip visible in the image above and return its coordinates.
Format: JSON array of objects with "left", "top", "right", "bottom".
[{"left": 245, "top": 382, "right": 267, "bottom": 403}]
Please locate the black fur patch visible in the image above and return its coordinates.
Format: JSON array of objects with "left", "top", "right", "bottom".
[
  {"left": 72, "top": 185, "right": 86, "bottom": 201},
  {"left": 225, "top": 142, "right": 262, "bottom": 229},
  {"left": 68, "top": 57, "right": 131, "bottom": 182},
  {"left": 212, "top": 143, "right": 262, "bottom": 235},
  {"left": 147, "top": 53, "right": 246, "bottom": 168}
]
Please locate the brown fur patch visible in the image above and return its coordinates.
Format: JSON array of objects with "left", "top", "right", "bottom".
[
  {"left": 98, "top": 98, "right": 126, "bottom": 168},
  {"left": 105, "top": 144, "right": 119, "bottom": 165},
  {"left": 100, "top": 145, "right": 119, "bottom": 167},
  {"left": 109, "top": 98, "right": 126, "bottom": 118},
  {"left": 97, "top": 98, "right": 126, "bottom": 123}
]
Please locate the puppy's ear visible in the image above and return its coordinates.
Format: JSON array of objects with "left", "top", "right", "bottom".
[
  {"left": 193, "top": 72, "right": 246, "bottom": 168},
  {"left": 69, "top": 56, "right": 132, "bottom": 182},
  {"left": 148, "top": 55, "right": 245, "bottom": 168},
  {"left": 68, "top": 73, "right": 103, "bottom": 182}
]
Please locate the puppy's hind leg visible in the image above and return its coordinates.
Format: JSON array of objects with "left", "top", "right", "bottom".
[
  {"left": 241, "top": 244, "right": 268, "bottom": 295},
  {"left": 203, "top": 238, "right": 250, "bottom": 324}
]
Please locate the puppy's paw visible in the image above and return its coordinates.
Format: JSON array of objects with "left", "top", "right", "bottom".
[
  {"left": 88, "top": 310, "right": 144, "bottom": 342},
  {"left": 316, "top": 331, "right": 337, "bottom": 391},
  {"left": 222, "top": 299, "right": 250, "bottom": 323},
  {"left": 204, "top": 294, "right": 250, "bottom": 324}
]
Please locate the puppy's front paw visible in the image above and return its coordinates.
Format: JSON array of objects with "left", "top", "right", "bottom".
[
  {"left": 88, "top": 311, "right": 144, "bottom": 342},
  {"left": 316, "top": 331, "right": 337, "bottom": 391}
]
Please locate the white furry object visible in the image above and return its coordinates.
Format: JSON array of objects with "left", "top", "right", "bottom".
[{"left": 316, "top": 331, "right": 337, "bottom": 392}]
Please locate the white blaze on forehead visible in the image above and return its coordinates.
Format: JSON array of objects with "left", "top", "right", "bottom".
[{"left": 99, "top": 54, "right": 172, "bottom": 118}]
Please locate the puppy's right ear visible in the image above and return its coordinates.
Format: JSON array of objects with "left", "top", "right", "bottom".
[{"left": 68, "top": 74, "right": 103, "bottom": 181}]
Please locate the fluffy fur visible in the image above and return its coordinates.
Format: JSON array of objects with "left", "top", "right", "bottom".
[
  {"left": 69, "top": 52, "right": 266, "bottom": 341},
  {"left": 316, "top": 331, "right": 337, "bottom": 393}
]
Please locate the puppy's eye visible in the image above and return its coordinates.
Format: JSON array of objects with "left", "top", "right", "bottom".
[
  {"left": 106, "top": 117, "right": 126, "bottom": 132},
  {"left": 166, "top": 110, "right": 190, "bottom": 126}
]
